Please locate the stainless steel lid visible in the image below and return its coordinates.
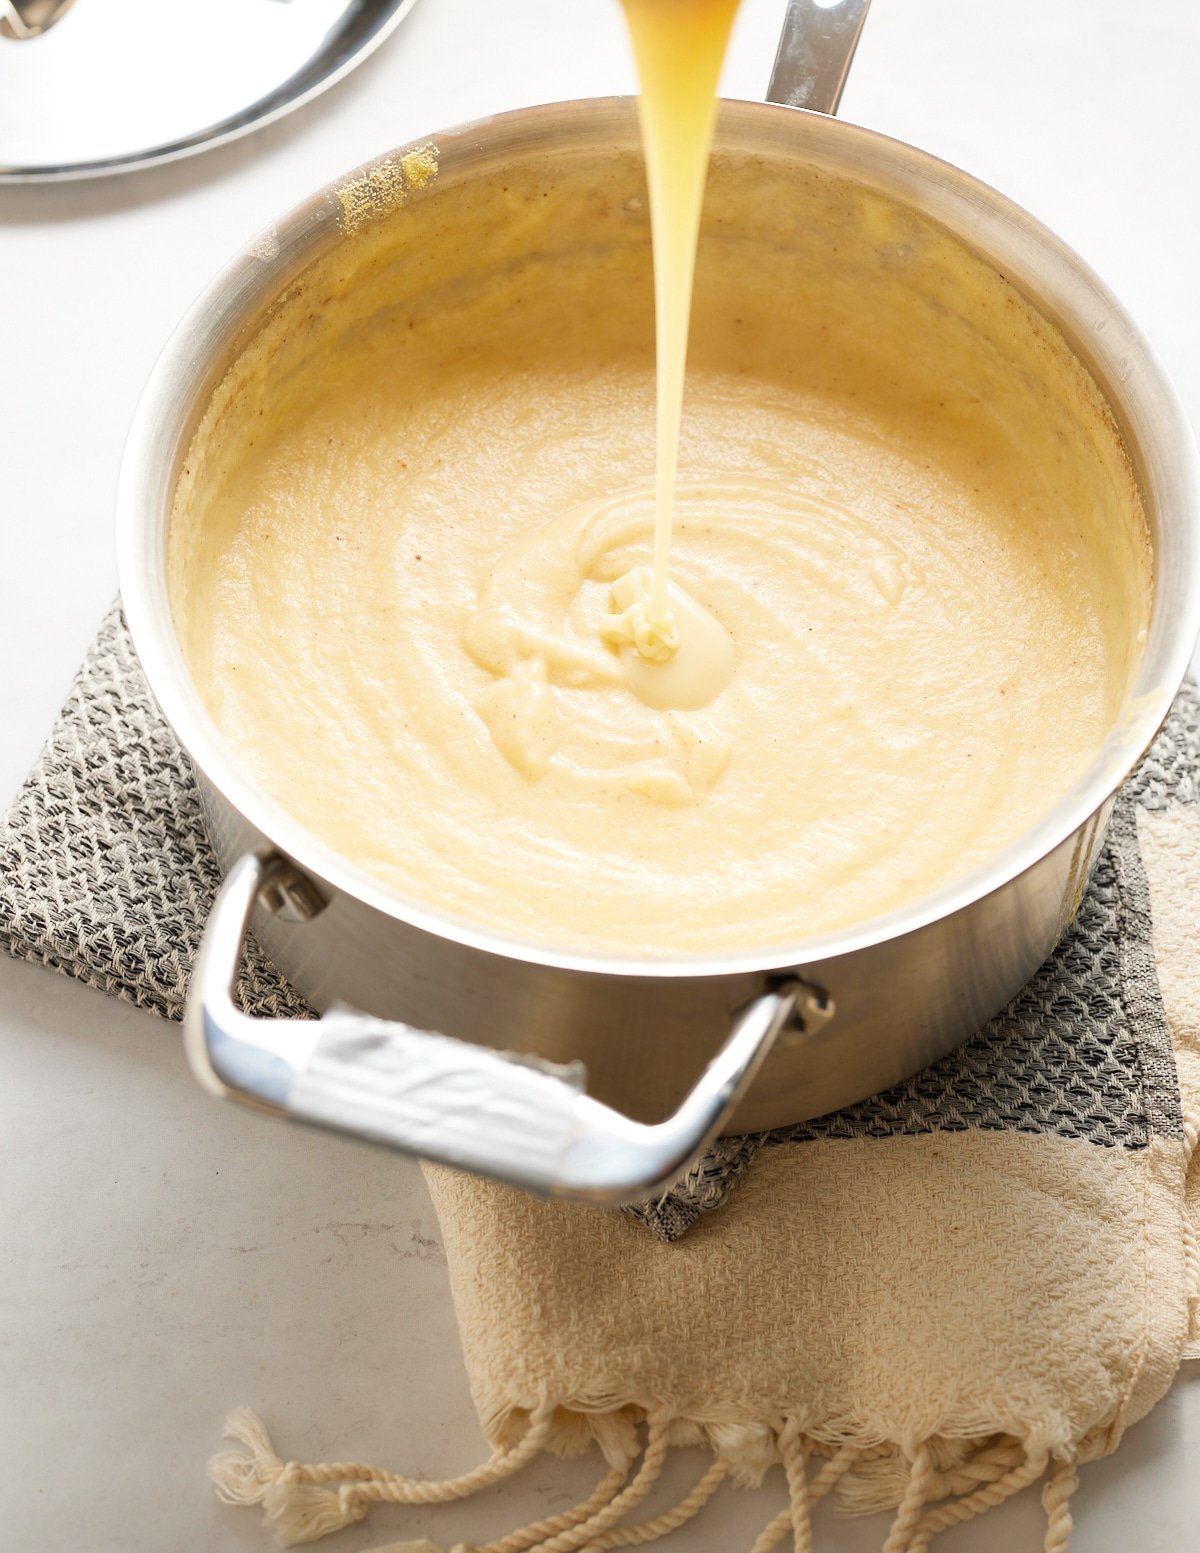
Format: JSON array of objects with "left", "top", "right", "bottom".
[{"left": 0, "top": 0, "right": 419, "bottom": 182}]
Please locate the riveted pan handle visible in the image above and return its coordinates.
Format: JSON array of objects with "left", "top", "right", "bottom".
[
  {"left": 766, "top": 0, "right": 873, "bottom": 114},
  {"left": 184, "top": 852, "right": 833, "bottom": 1205}
]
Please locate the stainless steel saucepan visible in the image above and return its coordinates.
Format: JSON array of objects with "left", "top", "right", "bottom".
[{"left": 116, "top": 0, "right": 1200, "bottom": 1204}]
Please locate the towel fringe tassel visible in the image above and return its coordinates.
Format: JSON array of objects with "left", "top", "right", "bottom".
[
  {"left": 880, "top": 1443, "right": 937, "bottom": 1553},
  {"left": 905, "top": 1448, "right": 1050, "bottom": 1552},
  {"left": 474, "top": 1463, "right": 631, "bottom": 1553},
  {"left": 210, "top": 1409, "right": 1082, "bottom": 1552},
  {"left": 1181, "top": 1106, "right": 1200, "bottom": 1344},
  {"left": 1041, "top": 1458, "right": 1080, "bottom": 1553}
]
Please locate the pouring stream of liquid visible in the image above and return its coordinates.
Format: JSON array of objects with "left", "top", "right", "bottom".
[
  {"left": 618, "top": 0, "right": 741, "bottom": 624},
  {"left": 462, "top": 0, "right": 744, "bottom": 759}
]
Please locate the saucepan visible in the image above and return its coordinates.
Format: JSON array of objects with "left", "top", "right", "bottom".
[{"left": 116, "top": 0, "right": 1200, "bottom": 1204}]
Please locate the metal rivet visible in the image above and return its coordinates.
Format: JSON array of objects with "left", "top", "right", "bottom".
[{"left": 257, "top": 863, "right": 327, "bottom": 922}]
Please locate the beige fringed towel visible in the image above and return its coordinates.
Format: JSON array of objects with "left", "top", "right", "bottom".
[
  {"left": 210, "top": 708, "right": 1200, "bottom": 1552},
  {"left": 211, "top": 1097, "right": 1200, "bottom": 1553},
  {"left": 3, "top": 611, "right": 1199, "bottom": 1552}
]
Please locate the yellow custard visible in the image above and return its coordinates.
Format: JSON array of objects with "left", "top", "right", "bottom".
[{"left": 170, "top": 140, "right": 1151, "bottom": 955}]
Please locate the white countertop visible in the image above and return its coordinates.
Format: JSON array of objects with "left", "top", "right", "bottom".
[{"left": 2, "top": 2, "right": 1198, "bottom": 1549}]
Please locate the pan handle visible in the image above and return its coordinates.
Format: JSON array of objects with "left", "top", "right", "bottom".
[
  {"left": 183, "top": 852, "right": 834, "bottom": 1206},
  {"left": 766, "top": 0, "right": 873, "bottom": 114}
]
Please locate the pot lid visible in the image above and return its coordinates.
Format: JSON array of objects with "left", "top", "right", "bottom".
[{"left": 0, "top": 0, "right": 419, "bottom": 181}]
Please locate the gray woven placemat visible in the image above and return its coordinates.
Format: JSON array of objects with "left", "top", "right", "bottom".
[{"left": 1, "top": 600, "right": 1195, "bottom": 1241}]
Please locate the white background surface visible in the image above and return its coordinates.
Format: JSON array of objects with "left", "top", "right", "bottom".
[{"left": 1, "top": 1, "right": 1198, "bottom": 1549}]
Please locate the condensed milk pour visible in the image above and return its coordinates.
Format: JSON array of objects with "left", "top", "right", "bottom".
[
  {"left": 463, "top": 0, "right": 741, "bottom": 770},
  {"left": 600, "top": 0, "right": 741, "bottom": 708}
]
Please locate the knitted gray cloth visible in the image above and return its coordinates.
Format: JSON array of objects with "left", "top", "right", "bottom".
[
  {"left": 1, "top": 602, "right": 1195, "bottom": 1241},
  {"left": 0, "top": 604, "right": 309, "bottom": 1023}
]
